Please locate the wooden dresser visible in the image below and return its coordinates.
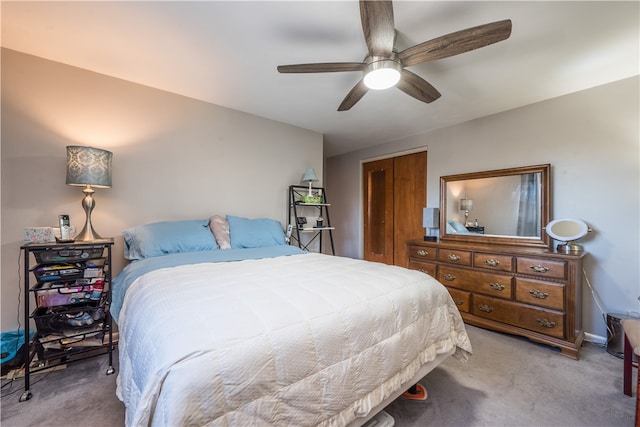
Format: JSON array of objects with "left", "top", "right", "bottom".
[{"left": 408, "top": 239, "right": 585, "bottom": 359}]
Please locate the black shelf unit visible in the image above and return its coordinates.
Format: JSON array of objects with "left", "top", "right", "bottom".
[
  {"left": 465, "top": 225, "right": 485, "bottom": 234},
  {"left": 19, "top": 239, "right": 115, "bottom": 402},
  {"left": 288, "top": 185, "right": 335, "bottom": 255}
]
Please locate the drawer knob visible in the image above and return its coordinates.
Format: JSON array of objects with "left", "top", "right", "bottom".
[
  {"left": 537, "top": 318, "right": 556, "bottom": 328},
  {"left": 529, "top": 289, "right": 549, "bottom": 299},
  {"left": 484, "top": 259, "right": 500, "bottom": 267},
  {"left": 417, "top": 250, "right": 429, "bottom": 257},
  {"left": 478, "top": 304, "right": 493, "bottom": 313},
  {"left": 489, "top": 283, "right": 505, "bottom": 291},
  {"left": 442, "top": 273, "right": 456, "bottom": 281},
  {"left": 418, "top": 268, "right": 426, "bottom": 274},
  {"left": 448, "top": 254, "right": 461, "bottom": 261},
  {"left": 530, "top": 265, "right": 550, "bottom": 273},
  {"left": 453, "top": 298, "right": 464, "bottom": 306}
]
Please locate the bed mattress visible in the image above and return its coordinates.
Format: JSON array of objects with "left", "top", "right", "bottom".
[{"left": 115, "top": 251, "right": 471, "bottom": 426}]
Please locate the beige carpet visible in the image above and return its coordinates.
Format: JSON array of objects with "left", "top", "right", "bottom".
[
  {"left": 386, "top": 325, "right": 636, "bottom": 426},
  {"left": 1, "top": 325, "right": 636, "bottom": 426}
]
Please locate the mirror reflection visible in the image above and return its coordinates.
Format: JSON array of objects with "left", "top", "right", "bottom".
[
  {"left": 440, "top": 164, "right": 550, "bottom": 247},
  {"left": 445, "top": 173, "right": 542, "bottom": 237}
]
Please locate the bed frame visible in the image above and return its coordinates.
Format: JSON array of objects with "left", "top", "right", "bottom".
[{"left": 349, "top": 347, "right": 455, "bottom": 426}]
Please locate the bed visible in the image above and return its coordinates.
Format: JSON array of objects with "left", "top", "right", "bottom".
[{"left": 111, "top": 216, "right": 472, "bottom": 426}]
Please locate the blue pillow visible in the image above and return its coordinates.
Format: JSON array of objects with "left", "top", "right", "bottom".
[
  {"left": 123, "top": 219, "right": 217, "bottom": 260},
  {"left": 227, "top": 215, "right": 286, "bottom": 248},
  {"left": 448, "top": 220, "right": 470, "bottom": 234}
]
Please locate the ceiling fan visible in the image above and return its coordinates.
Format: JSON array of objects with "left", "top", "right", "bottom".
[{"left": 277, "top": 1, "right": 512, "bottom": 111}]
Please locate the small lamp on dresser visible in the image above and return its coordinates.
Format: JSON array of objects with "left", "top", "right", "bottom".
[{"left": 66, "top": 145, "right": 112, "bottom": 241}]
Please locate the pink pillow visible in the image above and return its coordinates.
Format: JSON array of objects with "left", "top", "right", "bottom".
[{"left": 209, "top": 215, "right": 231, "bottom": 249}]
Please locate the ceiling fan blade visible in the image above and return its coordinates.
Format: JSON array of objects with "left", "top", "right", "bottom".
[
  {"left": 396, "top": 69, "right": 441, "bottom": 104},
  {"left": 397, "top": 19, "right": 512, "bottom": 67},
  {"left": 360, "top": 0, "right": 395, "bottom": 56},
  {"left": 338, "top": 80, "right": 369, "bottom": 111},
  {"left": 278, "top": 63, "right": 364, "bottom": 73}
]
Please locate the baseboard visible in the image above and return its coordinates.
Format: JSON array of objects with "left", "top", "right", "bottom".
[{"left": 584, "top": 332, "right": 607, "bottom": 346}]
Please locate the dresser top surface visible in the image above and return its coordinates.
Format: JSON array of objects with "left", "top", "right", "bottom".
[{"left": 408, "top": 239, "right": 586, "bottom": 260}]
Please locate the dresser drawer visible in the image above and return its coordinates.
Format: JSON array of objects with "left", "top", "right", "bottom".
[
  {"left": 438, "top": 266, "right": 513, "bottom": 299},
  {"left": 516, "top": 257, "right": 566, "bottom": 280},
  {"left": 447, "top": 287, "right": 471, "bottom": 313},
  {"left": 408, "top": 260, "right": 436, "bottom": 277},
  {"left": 515, "top": 278, "right": 565, "bottom": 311},
  {"left": 473, "top": 295, "right": 565, "bottom": 339},
  {"left": 437, "top": 249, "right": 472, "bottom": 266},
  {"left": 408, "top": 245, "right": 437, "bottom": 261},
  {"left": 474, "top": 253, "right": 513, "bottom": 272}
]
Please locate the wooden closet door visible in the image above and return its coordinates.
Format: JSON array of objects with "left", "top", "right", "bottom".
[
  {"left": 393, "top": 152, "right": 427, "bottom": 267},
  {"left": 363, "top": 158, "right": 394, "bottom": 265},
  {"left": 363, "top": 152, "right": 427, "bottom": 267}
]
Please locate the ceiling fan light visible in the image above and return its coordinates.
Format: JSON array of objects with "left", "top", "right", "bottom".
[
  {"left": 364, "top": 68, "right": 400, "bottom": 90},
  {"left": 363, "top": 58, "right": 401, "bottom": 90}
]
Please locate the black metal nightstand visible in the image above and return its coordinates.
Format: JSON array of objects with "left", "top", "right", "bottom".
[
  {"left": 19, "top": 239, "right": 115, "bottom": 402},
  {"left": 465, "top": 226, "right": 485, "bottom": 234}
]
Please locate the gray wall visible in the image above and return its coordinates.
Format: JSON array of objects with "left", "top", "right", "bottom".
[
  {"left": 326, "top": 76, "right": 640, "bottom": 341},
  {"left": 1, "top": 49, "right": 323, "bottom": 331}
]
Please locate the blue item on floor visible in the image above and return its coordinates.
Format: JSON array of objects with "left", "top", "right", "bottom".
[{"left": 1, "top": 330, "right": 34, "bottom": 365}]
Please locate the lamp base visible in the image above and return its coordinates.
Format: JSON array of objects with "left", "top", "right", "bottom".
[
  {"left": 74, "top": 226, "right": 103, "bottom": 242},
  {"left": 74, "top": 185, "right": 103, "bottom": 242},
  {"left": 423, "top": 236, "right": 437, "bottom": 242}
]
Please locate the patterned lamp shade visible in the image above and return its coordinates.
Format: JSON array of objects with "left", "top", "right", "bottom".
[
  {"left": 460, "top": 198, "right": 473, "bottom": 211},
  {"left": 66, "top": 146, "right": 112, "bottom": 188}
]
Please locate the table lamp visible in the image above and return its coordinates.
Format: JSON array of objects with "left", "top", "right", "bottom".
[
  {"left": 460, "top": 197, "right": 473, "bottom": 226},
  {"left": 66, "top": 146, "right": 112, "bottom": 241},
  {"left": 302, "top": 168, "right": 319, "bottom": 196}
]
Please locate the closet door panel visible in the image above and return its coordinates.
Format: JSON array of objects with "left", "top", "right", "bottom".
[
  {"left": 393, "top": 152, "right": 427, "bottom": 267},
  {"left": 363, "top": 158, "right": 394, "bottom": 265}
]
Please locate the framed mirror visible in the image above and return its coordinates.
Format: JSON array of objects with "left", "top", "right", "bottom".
[{"left": 439, "top": 164, "right": 551, "bottom": 247}]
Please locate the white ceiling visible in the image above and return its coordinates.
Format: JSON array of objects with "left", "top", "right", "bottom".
[{"left": 2, "top": 1, "right": 638, "bottom": 157}]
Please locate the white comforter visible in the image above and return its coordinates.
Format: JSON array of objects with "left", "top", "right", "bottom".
[{"left": 116, "top": 252, "right": 471, "bottom": 426}]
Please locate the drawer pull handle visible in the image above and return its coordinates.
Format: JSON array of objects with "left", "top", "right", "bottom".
[
  {"left": 478, "top": 304, "right": 493, "bottom": 313},
  {"left": 489, "top": 283, "right": 505, "bottom": 291},
  {"left": 417, "top": 250, "right": 429, "bottom": 257},
  {"left": 448, "top": 254, "right": 461, "bottom": 261},
  {"left": 453, "top": 298, "right": 464, "bottom": 306},
  {"left": 530, "top": 265, "right": 550, "bottom": 273},
  {"left": 537, "top": 318, "right": 556, "bottom": 328},
  {"left": 442, "top": 274, "right": 456, "bottom": 281},
  {"left": 529, "top": 289, "right": 549, "bottom": 299},
  {"left": 484, "top": 259, "right": 500, "bottom": 267}
]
